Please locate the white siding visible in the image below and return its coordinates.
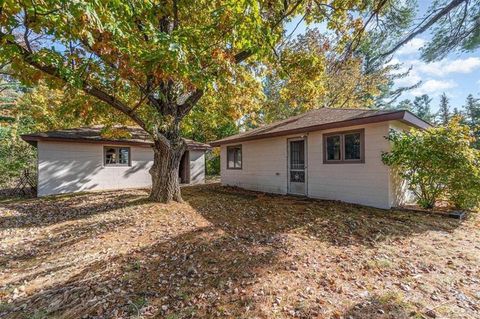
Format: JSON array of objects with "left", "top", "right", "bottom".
[
  {"left": 307, "top": 123, "right": 391, "bottom": 209},
  {"left": 220, "top": 121, "right": 414, "bottom": 209},
  {"left": 37, "top": 141, "right": 154, "bottom": 196},
  {"left": 189, "top": 150, "right": 205, "bottom": 184},
  {"left": 221, "top": 136, "right": 289, "bottom": 194},
  {"left": 37, "top": 141, "right": 206, "bottom": 196}
]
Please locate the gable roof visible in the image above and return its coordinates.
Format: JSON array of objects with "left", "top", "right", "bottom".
[
  {"left": 21, "top": 126, "right": 211, "bottom": 151},
  {"left": 210, "top": 108, "right": 431, "bottom": 146}
]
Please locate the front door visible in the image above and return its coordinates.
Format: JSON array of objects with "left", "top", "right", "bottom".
[{"left": 288, "top": 138, "right": 307, "bottom": 195}]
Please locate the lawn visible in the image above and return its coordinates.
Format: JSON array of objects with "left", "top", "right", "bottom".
[{"left": 0, "top": 184, "right": 479, "bottom": 319}]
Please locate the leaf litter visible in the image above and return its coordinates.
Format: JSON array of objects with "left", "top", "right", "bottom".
[{"left": 0, "top": 184, "right": 478, "bottom": 318}]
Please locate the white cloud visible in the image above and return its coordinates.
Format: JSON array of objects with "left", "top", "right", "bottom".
[
  {"left": 410, "top": 79, "right": 458, "bottom": 96},
  {"left": 396, "top": 38, "right": 426, "bottom": 55},
  {"left": 409, "top": 57, "right": 480, "bottom": 77},
  {"left": 395, "top": 72, "right": 421, "bottom": 87}
]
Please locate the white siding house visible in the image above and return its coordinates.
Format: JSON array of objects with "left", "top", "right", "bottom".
[
  {"left": 22, "top": 127, "right": 210, "bottom": 197},
  {"left": 212, "top": 108, "right": 430, "bottom": 209}
]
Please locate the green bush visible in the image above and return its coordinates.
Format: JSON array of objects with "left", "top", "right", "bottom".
[
  {"left": 0, "top": 126, "right": 37, "bottom": 189},
  {"left": 205, "top": 149, "right": 220, "bottom": 176},
  {"left": 382, "top": 117, "right": 480, "bottom": 210}
]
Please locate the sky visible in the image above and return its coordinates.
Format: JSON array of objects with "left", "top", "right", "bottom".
[{"left": 285, "top": 1, "right": 480, "bottom": 112}]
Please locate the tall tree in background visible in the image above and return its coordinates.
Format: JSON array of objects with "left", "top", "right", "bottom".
[
  {"left": 0, "top": 70, "right": 36, "bottom": 189},
  {"left": 260, "top": 28, "right": 394, "bottom": 122},
  {"left": 383, "top": 0, "right": 480, "bottom": 61},
  {"left": 1, "top": 1, "right": 392, "bottom": 202},
  {"left": 260, "top": 0, "right": 418, "bottom": 122},
  {"left": 359, "top": 0, "right": 420, "bottom": 108},
  {"left": 413, "top": 94, "right": 435, "bottom": 123},
  {"left": 396, "top": 99, "right": 414, "bottom": 111},
  {"left": 465, "top": 94, "right": 480, "bottom": 126},
  {"left": 438, "top": 92, "right": 451, "bottom": 125},
  {"left": 0, "top": 72, "right": 24, "bottom": 125},
  {"left": 464, "top": 94, "right": 480, "bottom": 148}
]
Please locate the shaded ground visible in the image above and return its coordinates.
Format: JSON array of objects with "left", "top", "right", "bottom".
[{"left": 0, "top": 184, "right": 479, "bottom": 318}]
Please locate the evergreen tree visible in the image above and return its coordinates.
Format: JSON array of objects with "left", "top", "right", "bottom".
[
  {"left": 413, "top": 94, "right": 435, "bottom": 123},
  {"left": 438, "top": 92, "right": 451, "bottom": 125},
  {"left": 464, "top": 94, "right": 480, "bottom": 148},
  {"left": 464, "top": 94, "right": 480, "bottom": 126},
  {"left": 396, "top": 99, "right": 414, "bottom": 111}
]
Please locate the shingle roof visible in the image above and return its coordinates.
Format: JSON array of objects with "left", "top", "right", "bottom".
[
  {"left": 210, "top": 108, "right": 430, "bottom": 146},
  {"left": 21, "top": 126, "right": 211, "bottom": 150}
]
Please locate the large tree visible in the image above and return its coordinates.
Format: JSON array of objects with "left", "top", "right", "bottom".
[
  {"left": 464, "top": 94, "right": 480, "bottom": 148},
  {"left": 413, "top": 94, "right": 435, "bottom": 123},
  {"left": 1, "top": 1, "right": 390, "bottom": 202}
]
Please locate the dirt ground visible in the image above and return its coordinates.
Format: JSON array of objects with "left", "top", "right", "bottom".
[{"left": 0, "top": 184, "right": 479, "bottom": 318}]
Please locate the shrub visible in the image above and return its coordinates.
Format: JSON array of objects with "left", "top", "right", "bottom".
[
  {"left": 0, "top": 126, "right": 37, "bottom": 189},
  {"left": 206, "top": 148, "right": 220, "bottom": 176},
  {"left": 382, "top": 117, "right": 480, "bottom": 209}
]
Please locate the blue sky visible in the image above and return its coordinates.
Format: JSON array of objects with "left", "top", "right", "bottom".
[{"left": 285, "top": 1, "right": 480, "bottom": 112}]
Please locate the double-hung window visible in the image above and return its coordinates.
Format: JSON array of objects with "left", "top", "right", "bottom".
[
  {"left": 227, "top": 145, "right": 242, "bottom": 169},
  {"left": 323, "top": 129, "right": 364, "bottom": 163},
  {"left": 104, "top": 147, "right": 131, "bottom": 166}
]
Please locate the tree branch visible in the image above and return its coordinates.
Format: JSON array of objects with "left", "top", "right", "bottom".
[
  {"left": 177, "top": 89, "right": 204, "bottom": 118},
  {"left": 381, "top": 0, "right": 467, "bottom": 57},
  {"left": 0, "top": 32, "right": 148, "bottom": 131}
]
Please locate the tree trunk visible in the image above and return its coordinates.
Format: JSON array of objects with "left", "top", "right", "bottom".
[{"left": 149, "top": 140, "right": 186, "bottom": 203}]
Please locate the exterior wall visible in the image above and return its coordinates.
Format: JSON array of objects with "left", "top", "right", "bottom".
[
  {"left": 307, "top": 122, "right": 391, "bottom": 208},
  {"left": 189, "top": 150, "right": 205, "bottom": 184},
  {"left": 37, "top": 141, "right": 205, "bottom": 196},
  {"left": 220, "top": 121, "right": 412, "bottom": 209},
  {"left": 220, "top": 136, "right": 290, "bottom": 194}
]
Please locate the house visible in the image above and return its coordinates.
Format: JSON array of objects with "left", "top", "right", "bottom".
[
  {"left": 210, "top": 108, "right": 431, "bottom": 209},
  {"left": 21, "top": 127, "right": 210, "bottom": 197}
]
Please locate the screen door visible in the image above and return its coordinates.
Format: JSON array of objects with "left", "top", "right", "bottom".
[{"left": 288, "top": 138, "right": 306, "bottom": 195}]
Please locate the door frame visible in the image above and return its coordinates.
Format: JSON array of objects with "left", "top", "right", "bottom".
[
  {"left": 179, "top": 150, "right": 190, "bottom": 184},
  {"left": 287, "top": 136, "right": 308, "bottom": 196}
]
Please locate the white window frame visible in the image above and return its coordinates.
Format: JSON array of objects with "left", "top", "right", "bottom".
[{"left": 103, "top": 146, "right": 131, "bottom": 167}]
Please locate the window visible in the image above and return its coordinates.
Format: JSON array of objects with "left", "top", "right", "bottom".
[
  {"left": 323, "top": 129, "right": 364, "bottom": 163},
  {"left": 326, "top": 135, "right": 341, "bottom": 160},
  {"left": 104, "top": 147, "right": 131, "bottom": 166},
  {"left": 344, "top": 132, "right": 361, "bottom": 160},
  {"left": 227, "top": 145, "right": 242, "bottom": 169}
]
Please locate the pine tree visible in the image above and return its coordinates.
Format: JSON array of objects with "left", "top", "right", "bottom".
[
  {"left": 413, "top": 94, "right": 435, "bottom": 123},
  {"left": 438, "top": 92, "right": 451, "bottom": 125},
  {"left": 464, "top": 94, "right": 480, "bottom": 149},
  {"left": 464, "top": 94, "right": 480, "bottom": 126},
  {"left": 396, "top": 99, "right": 414, "bottom": 111}
]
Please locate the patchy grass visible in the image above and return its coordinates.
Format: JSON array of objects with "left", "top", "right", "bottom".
[{"left": 0, "top": 184, "right": 479, "bottom": 318}]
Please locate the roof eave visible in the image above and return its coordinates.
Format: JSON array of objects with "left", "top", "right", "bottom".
[
  {"left": 210, "top": 110, "right": 431, "bottom": 146},
  {"left": 21, "top": 135, "right": 211, "bottom": 150}
]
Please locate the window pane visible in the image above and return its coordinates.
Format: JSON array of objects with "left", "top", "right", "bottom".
[
  {"left": 326, "top": 135, "right": 341, "bottom": 160},
  {"left": 235, "top": 148, "right": 242, "bottom": 168},
  {"left": 227, "top": 149, "right": 234, "bottom": 168},
  {"left": 118, "top": 148, "right": 130, "bottom": 165},
  {"left": 345, "top": 133, "right": 361, "bottom": 160},
  {"left": 105, "top": 148, "right": 117, "bottom": 164}
]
